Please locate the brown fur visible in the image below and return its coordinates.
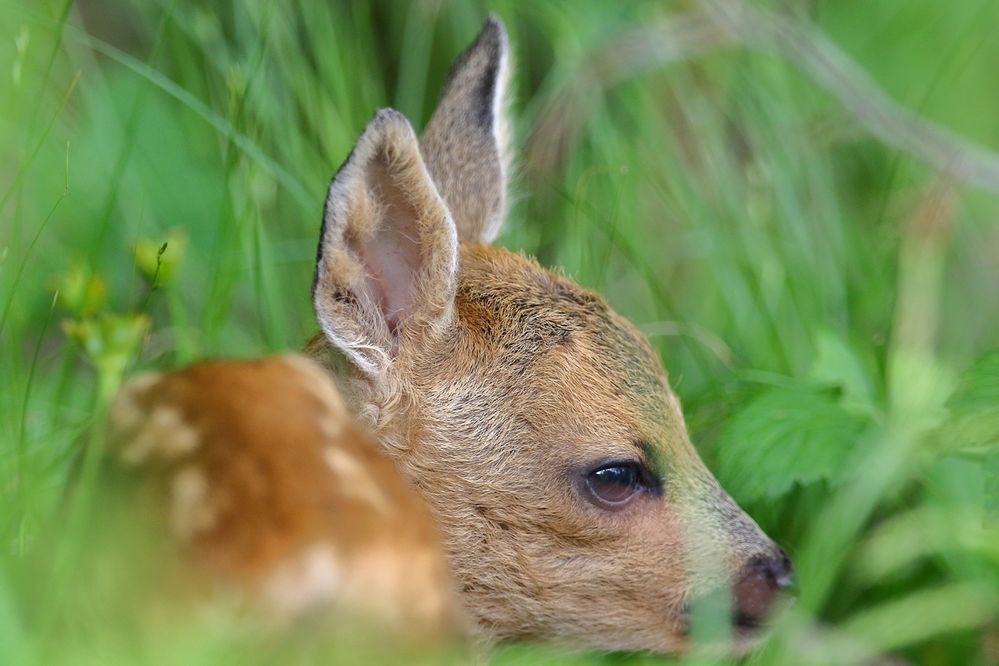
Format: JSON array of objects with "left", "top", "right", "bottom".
[
  {"left": 305, "top": 16, "right": 790, "bottom": 652},
  {"left": 110, "top": 15, "right": 790, "bottom": 654},
  {"left": 307, "top": 242, "right": 783, "bottom": 651},
  {"left": 110, "top": 355, "right": 457, "bottom": 636},
  {"left": 421, "top": 16, "right": 510, "bottom": 244}
]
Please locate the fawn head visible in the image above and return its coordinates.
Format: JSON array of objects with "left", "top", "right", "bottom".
[{"left": 307, "top": 17, "right": 791, "bottom": 652}]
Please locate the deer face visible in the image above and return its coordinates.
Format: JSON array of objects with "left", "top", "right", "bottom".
[{"left": 307, "top": 17, "right": 791, "bottom": 652}]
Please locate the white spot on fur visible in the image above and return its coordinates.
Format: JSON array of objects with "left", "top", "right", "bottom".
[
  {"left": 170, "top": 465, "right": 215, "bottom": 541},
  {"left": 262, "top": 544, "right": 342, "bottom": 618},
  {"left": 110, "top": 372, "right": 162, "bottom": 435},
  {"left": 340, "top": 545, "right": 449, "bottom": 627},
  {"left": 119, "top": 405, "right": 200, "bottom": 465},
  {"left": 323, "top": 448, "right": 392, "bottom": 515},
  {"left": 317, "top": 414, "right": 343, "bottom": 441}
]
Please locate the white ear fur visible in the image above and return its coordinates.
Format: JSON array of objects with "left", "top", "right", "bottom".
[
  {"left": 420, "top": 15, "right": 511, "bottom": 244},
  {"left": 313, "top": 109, "right": 459, "bottom": 378}
]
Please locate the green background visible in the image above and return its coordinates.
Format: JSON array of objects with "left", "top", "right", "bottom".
[{"left": 1, "top": 0, "right": 997, "bottom": 663}]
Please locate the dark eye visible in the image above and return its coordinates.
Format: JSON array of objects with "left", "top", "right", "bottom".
[{"left": 585, "top": 463, "right": 648, "bottom": 508}]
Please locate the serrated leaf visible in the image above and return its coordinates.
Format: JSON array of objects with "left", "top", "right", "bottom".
[
  {"left": 714, "top": 387, "right": 870, "bottom": 503},
  {"left": 944, "top": 351, "right": 999, "bottom": 453}
]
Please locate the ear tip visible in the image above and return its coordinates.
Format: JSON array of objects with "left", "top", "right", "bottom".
[
  {"left": 484, "top": 14, "right": 506, "bottom": 34},
  {"left": 372, "top": 107, "right": 413, "bottom": 130},
  {"left": 480, "top": 14, "right": 508, "bottom": 52},
  {"left": 365, "top": 107, "right": 418, "bottom": 144}
]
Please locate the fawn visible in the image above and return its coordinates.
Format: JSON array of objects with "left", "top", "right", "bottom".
[{"left": 110, "top": 16, "right": 792, "bottom": 653}]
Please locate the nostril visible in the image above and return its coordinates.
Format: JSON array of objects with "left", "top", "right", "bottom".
[
  {"left": 733, "top": 551, "right": 794, "bottom": 630},
  {"left": 773, "top": 550, "right": 794, "bottom": 590},
  {"left": 752, "top": 550, "right": 793, "bottom": 591}
]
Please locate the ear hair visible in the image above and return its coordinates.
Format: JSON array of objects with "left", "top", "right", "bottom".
[
  {"left": 313, "top": 109, "right": 458, "bottom": 378},
  {"left": 421, "top": 15, "right": 511, "bottom": 245}
]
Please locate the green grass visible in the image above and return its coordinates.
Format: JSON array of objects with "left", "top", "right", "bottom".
[{"left": 2, "top": 0, "right": 998, "bottom": 664}]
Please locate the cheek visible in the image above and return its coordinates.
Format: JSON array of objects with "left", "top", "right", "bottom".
[
  {"left": 546, "top": 495, "right": 689, "bottom": 574},
  {"left": 631, "top": 502, "right": 688, "bottom": 561},
  {"left": 606, "top": 504, "right": 692, "bottom": 594},
  {"left": 522, "top": 522, "right": 694, "bottom": 636}
]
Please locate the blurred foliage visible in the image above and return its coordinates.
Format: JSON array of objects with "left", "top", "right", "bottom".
[
  {"left": 61, "top": 310, "right": 148, "bottom": 399},
  {"left": 1, "top": 0, "right": 997, "bottom": 664},
  {"left": 944, "top": 352, "right": 999, "bottom": 453},
  {"left": 133, "top": 228, "right": 188, "bottom": 287},
  {"left": 714, "top": 385, "right": 870, "bottom": 502}
]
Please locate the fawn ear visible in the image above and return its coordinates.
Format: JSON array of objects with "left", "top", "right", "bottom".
[
  {"left": 313, "top": 109, "right": 459, "bottom": 378},
  {"left": 421, "top": 15, "right": 511, "bottom": 245}
]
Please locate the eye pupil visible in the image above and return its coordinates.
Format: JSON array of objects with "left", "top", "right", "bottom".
[{"left": 587, "top": 464, "right": 642, "bottom": 506}]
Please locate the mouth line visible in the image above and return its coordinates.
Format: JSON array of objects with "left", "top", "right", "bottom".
[
  {"left": 733, "top": 611, "right": 762, "bottom": 631},
  {"left": 676, "top": 606, "right": 767, "bottom": 638}
]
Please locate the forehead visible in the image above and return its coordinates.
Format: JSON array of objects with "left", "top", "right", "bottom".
[{"left": 456, "top": 245, "right": 685, "bottom": 455}]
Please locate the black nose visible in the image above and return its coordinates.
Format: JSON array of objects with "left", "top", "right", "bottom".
[{"left": 733, "top": 550, "right": 794, "bottom": 629}]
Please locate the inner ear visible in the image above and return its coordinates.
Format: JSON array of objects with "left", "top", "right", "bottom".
[
  {"left": 313, "top": 109, "right": 458, "bottom": 378},
  {"left": 361, "top": 160, "right": 422, "bottom": 335}
]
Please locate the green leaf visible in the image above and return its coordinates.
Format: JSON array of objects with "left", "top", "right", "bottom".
[
  {"left": 944, "top": 351, "right": 999, "bottom": 453},
  {"left": 839, "top": 583, "right": 998, "bottom": 653},
  {"left": 714, "top": 386, "right": 870, "bottom": 503},
  {"left": 809, "top": 329, "right": 876, "bottom": 409},
  {"left": 987, "top": 452, "right": 999, "bottom": 519}
]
